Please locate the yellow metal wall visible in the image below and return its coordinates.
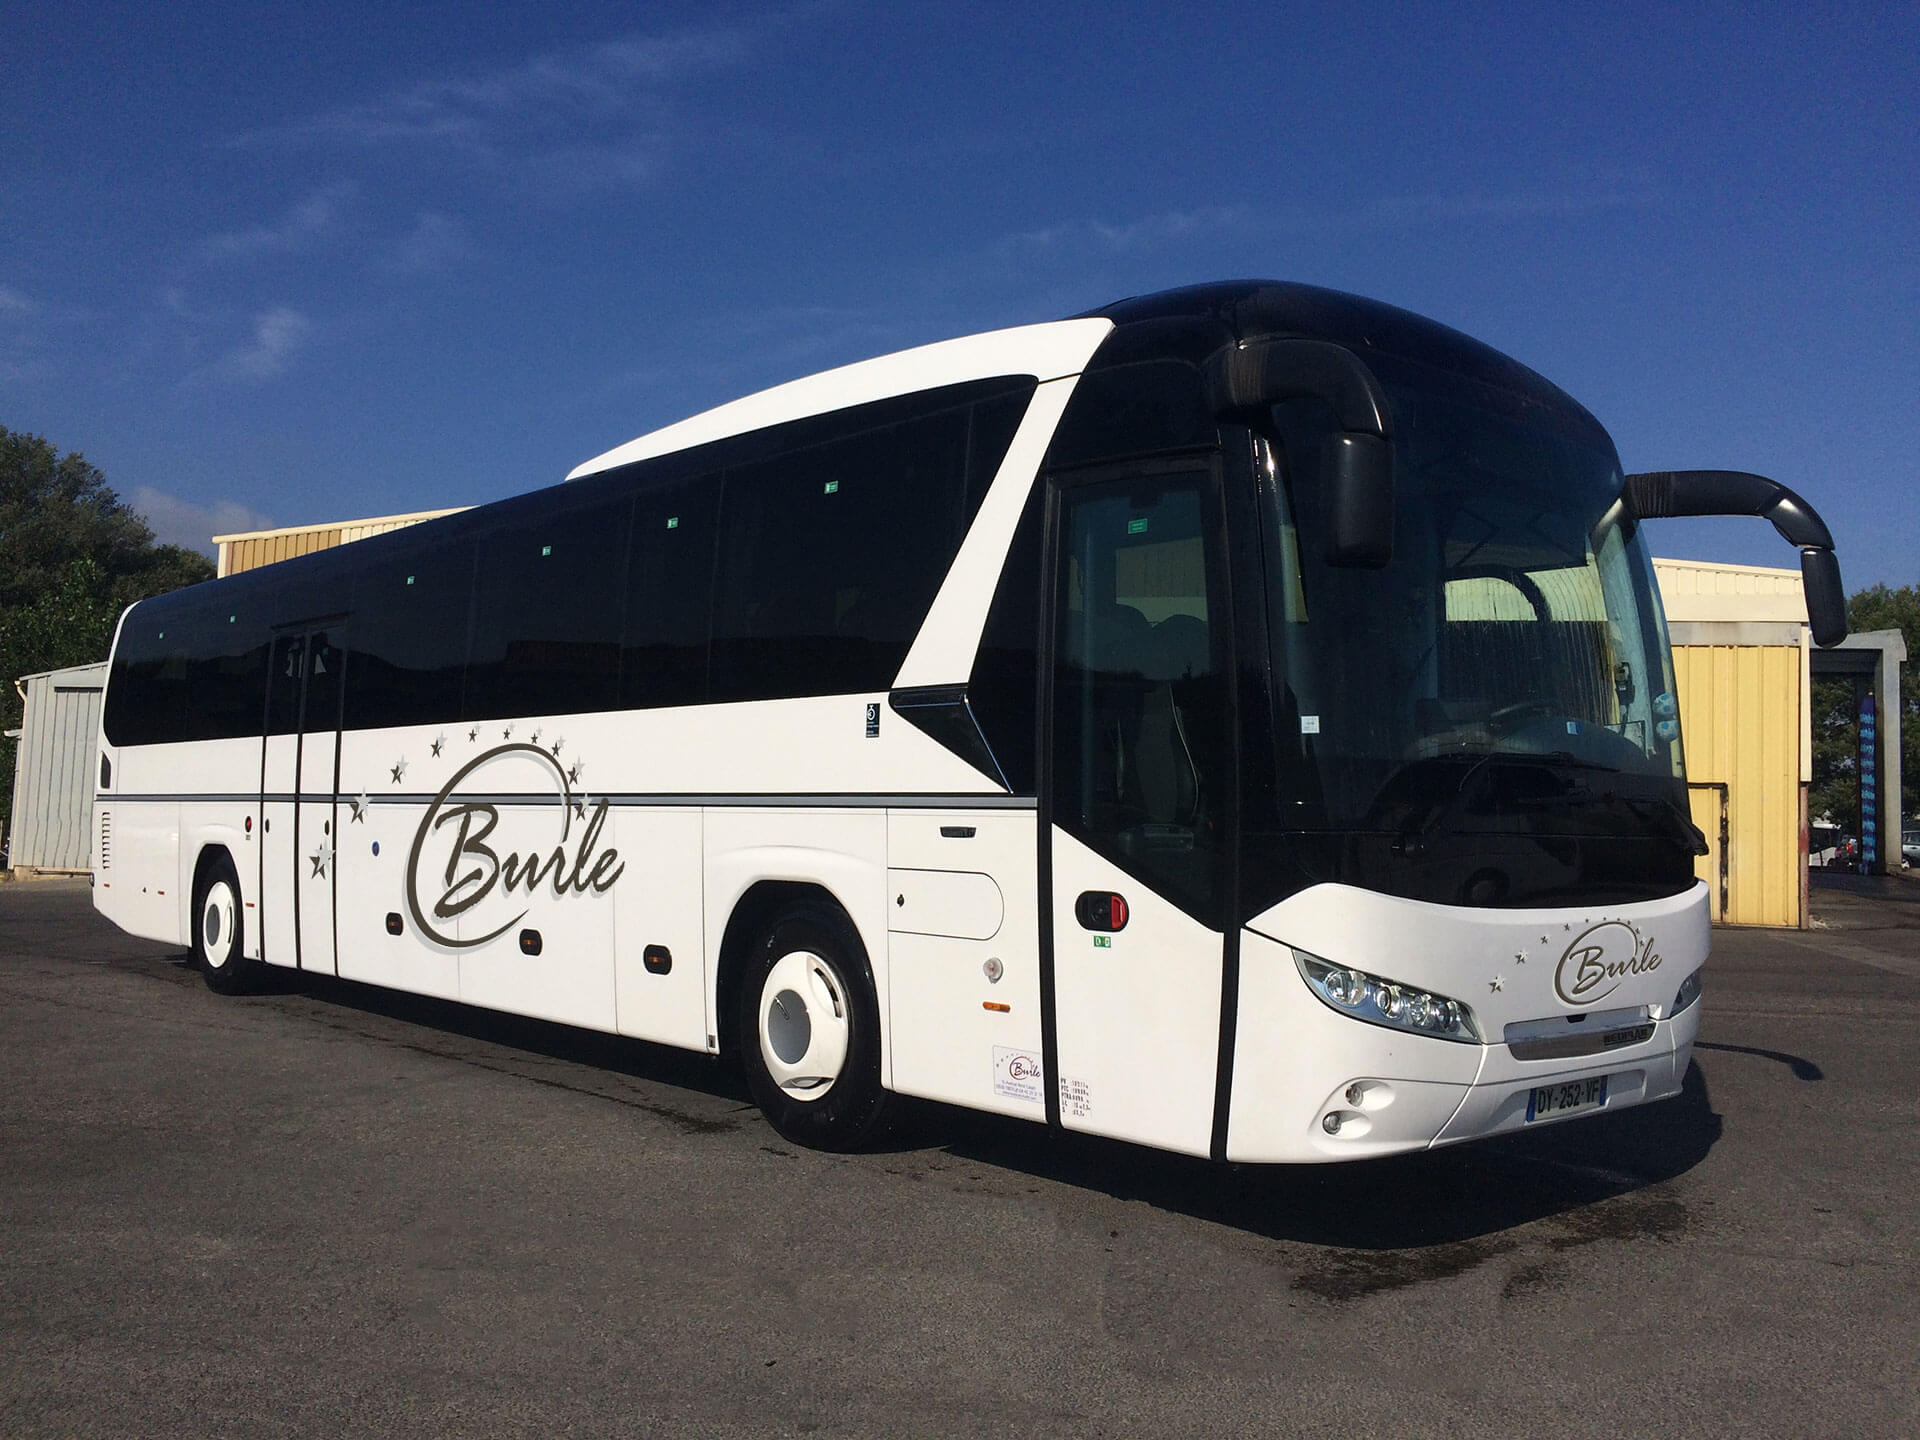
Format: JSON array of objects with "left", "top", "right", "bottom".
[
  {"left": 224, "top": 527, "right": 343, "bottom": 574},
  {"left": 1672, "top": 644, "right": 1802, "bottom": 927}
]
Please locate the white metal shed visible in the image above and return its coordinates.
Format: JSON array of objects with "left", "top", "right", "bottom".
[{"left": 6, "top": 661, "right": 106, "bottom": 873}]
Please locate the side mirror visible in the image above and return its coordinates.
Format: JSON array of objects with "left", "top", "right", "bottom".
[
  {"left": 1799, "top": 548, "right": 1848, "bottom": 649},
  {"left": 1208, "top": 339, "right": 1395, "bottom": 568},
  {"left": 1623, "top": 469, "right": 1849, "bottom": 647},
  {"left": 1320, "top": 432, "right": 1394, "bottom": 568}
]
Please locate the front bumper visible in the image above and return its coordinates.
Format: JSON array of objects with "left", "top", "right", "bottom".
[{"left": 1223, "top": 888, "right": 1708, "bottom": 1163}]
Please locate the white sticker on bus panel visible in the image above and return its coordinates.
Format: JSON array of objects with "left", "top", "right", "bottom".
[{"left": 993, "top": 1046, "right": 1045, "bottom": 1104}]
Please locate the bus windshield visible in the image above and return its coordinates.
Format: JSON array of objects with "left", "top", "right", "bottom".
[{"left": 1255, "top": 351, "right": 1696, "bottom": 905}]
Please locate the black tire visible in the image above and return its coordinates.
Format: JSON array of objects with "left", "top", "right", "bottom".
[
  {"left": 736, "top": 904, "right": 892, "bottom": 1151},
  {"left": 194, "top": 853, "right": 260, "bottom": 995}
]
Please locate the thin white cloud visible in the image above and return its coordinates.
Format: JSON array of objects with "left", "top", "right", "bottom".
[
  {"left": 221, "top": 307, "right": 312, "bottom": 381},
  {"left": 0, "top": 284, "right": 35, "bottom": 312},
  {"left": 996, "top": 206, "right": 1252, "bottom": 260},
  {"left": 202, "top": 183, "right": 355, "bottom": 261},
  {"left": 130, "top": 486, "right": 276, "bottom": 556},
  {"left": 244, "top": 27, "right": 746, "bottom": 155},
  {"left": 387, "top": 211, "right": 467, "bottom": 274},
  {"left": 1368, "top": 187, "right": 1657, "bottom": 223}
]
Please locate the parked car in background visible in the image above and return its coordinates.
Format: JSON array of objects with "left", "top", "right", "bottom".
[{"left": 1902, "top": 827, "right": 1918, "bottom": 867}]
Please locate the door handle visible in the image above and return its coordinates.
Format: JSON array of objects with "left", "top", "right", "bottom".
[{"left": 1074, "top": 891, "right": 1129, "bottom": 932}]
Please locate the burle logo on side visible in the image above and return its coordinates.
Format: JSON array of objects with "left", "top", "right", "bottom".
[
  {"left": 1554, "top": 920, "right": 1663, "bottom": 1006},
  {"left": 405, "top": 743, "right": 624, "bottom": 949}
]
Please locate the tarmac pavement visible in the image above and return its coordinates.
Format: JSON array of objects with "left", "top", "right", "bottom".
[{"left": 2, "top": 874, "right": 1916, "bottom": 1438}]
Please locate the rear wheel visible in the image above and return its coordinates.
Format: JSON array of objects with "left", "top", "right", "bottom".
[
  {"left": 737, "top": 905, "right": 891, "bottom": 1151},
  {"left": 195, "top": 854, "right": 260, "bottom": 995}
]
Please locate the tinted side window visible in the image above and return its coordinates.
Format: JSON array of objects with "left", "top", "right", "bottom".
[
  {"left": 347, "top": 541, "right": 474, "bottom": 730},
  {"left": 183, "top": 607, "right": 271, "bottom": 740},
  {"left": 104, "top": 604, "right": 188, "bottom": 746},
  {"left": 711, "top": 407, "right": 975, "bottom": 702},
  {"left": 621, "top": 476, "right": 718, "bottom": 710},
  {"left": 466, "top": 500, "right": 631, "bottom": 721},
  {"left": 1052, "top": 472, "right": 1234, "bottom": 922}
]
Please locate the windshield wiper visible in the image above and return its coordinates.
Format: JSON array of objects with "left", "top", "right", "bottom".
[{"left": 1622, "top": 793, "right": 1710, "bottom": 855}]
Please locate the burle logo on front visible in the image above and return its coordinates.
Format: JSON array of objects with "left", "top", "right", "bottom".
[
  {"left": 405, "top": 743, "right": 624, "bottom": 949},
  {"left": 1554, "top": 919, "right": 1663, "bottom": 1006}
]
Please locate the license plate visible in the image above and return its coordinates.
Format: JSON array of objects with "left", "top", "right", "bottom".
[{"left": 1526, "top": 1074, "right": 1609, "bottom": 1122}]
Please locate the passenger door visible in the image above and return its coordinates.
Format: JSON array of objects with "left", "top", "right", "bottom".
[
  {"left": 259, "top": 628, "right": 343, "bottom": 973},
  {"left": 1044, "top": 463, "right": 1236, "bottom": 1156}
]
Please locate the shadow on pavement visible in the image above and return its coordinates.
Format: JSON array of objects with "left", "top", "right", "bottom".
[
  {"left": 220, "top": 953, "right": 1729, "bottom": 1257},
  {"left": 905, "top": 1059, "right": 1723, "bottom": 1255}
]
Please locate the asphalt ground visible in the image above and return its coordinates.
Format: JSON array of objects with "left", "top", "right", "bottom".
[{"left": 3, "top": 875, "right": 1916, "bottom": 1439}]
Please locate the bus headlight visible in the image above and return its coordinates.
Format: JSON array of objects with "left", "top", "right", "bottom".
[
  {"left": 1292, "top": 950, "right": 1482, "bottom": 1044},
  {"left": 1670, "top": 969, "right": 1702, "bottom": 1016}
]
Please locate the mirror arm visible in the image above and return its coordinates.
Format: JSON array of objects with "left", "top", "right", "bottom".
[
  {"left": 1623, "top": 470, "right": 1848, "bottom": 647},
  {"left": 1622, "top": 470, "right": 1835, "bottom": 550},
  {"left": 1205, "top": 339, "right": 1391, "bottom": 439},
  {"left": 1208, "top": 339, "right": 1396, "bottom": 567}
]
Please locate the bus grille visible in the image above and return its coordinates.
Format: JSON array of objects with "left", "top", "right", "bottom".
[{"left": 99, "top": 811, "right": 111, "bottom": 870}]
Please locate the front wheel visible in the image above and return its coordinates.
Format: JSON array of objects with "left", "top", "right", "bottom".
[
  {"left": 737, "top": 905, "right": 891, "bottom": 1151},
  {"left": 195, "top": 854, "right": 261, "bottom": 995}
]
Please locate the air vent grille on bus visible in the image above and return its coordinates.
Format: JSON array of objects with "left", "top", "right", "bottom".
[{"left": 99, "top": 811, "right": 111, "bottom": 870}]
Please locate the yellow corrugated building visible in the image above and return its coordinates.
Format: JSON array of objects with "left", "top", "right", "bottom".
[
  {"left": 1654, "top": 558, "right": 1809, "bottom": 928},
  {"left": 213, "top": 508, "right": 467, "bottom": 577}
]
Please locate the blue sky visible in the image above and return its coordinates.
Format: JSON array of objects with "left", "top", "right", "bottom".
[{"left": 4, "top": 2, "right": 1916, "bottom": 588}]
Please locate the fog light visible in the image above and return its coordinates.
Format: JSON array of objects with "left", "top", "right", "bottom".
[
  {"left": 1345, "top": 1083, "right": 1366, "bottom": 1106},
  {"left": 1671, "top": 969, "right": 1703, "bottom": 1015},
  {"left": 1322, "top": 1113, "right": 1342, "bottom": 1134}
]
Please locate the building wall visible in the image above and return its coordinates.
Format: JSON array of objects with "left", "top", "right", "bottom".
[
  {"left": 1669, "top": 642, "right": 1804, "bottom": 927},
  {"left": 215, "top": 508, "right": 466, "bottom": 576},
  {"left": 6, "top": 662, "right": 106, "bottom": 871},
  {"left": 1655, "top": 558, "right": 1810, "bottom": 928}
]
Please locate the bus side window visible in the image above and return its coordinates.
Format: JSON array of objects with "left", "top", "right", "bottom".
[
  {"left": 467, "top": 499, "right": 631, "bottom": 721},
  {"left": 621, "top": 478, "right": 719, "bottom": 711},
  {"left": 710, "top": 408, "right": 973, "bottom": 703},
  {"left": 347, "top": 540, "right": 475, "bottom": 731}
]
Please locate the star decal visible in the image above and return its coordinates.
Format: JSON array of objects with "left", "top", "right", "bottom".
[
  {"left": 349, "top": 792, "right": 370, "bottom": 823},
  {"left": 1512, "top": 951, "right": 1527, "bottom": 965},
  {"left": 551, "top": 735, "right": 565, "bottom": 756},
  {"left": 1539, "top": 935, "right": 1549, "bottom": 944},
  {"left": 309, "top": 840, "right": 334, "bottom": 879},
  {"left": 1489, "top": 975, "right": 1503, "bottom": 992},
  {"left": 431, "top": 733, "right": 446, "bottom": 757},
  {"left": 468, "top": 726, "right": 479, "bottom": 743},
  {"left": 568, "top": 760, "right": 584, "bottom": 784},
  {"left": 503, "top": 723, "right": 514, "bottom": 739},
  {"left": 531, "top": 727, "right": 543, "bottom": 743},
  {"left": 390, "top": 756, "right": 408, "bottom": 784},
  {"left": 572, "top": 792, "right": 590, "bottom": 820}
]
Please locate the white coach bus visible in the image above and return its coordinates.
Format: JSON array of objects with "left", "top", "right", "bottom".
[{"left": 91, "top": 281, "right": 1848, "bottom": 1161}]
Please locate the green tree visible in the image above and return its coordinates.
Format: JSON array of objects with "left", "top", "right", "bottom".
[
  {"left": 1809, "top": 583, "right": 1920, "bottom": 844},
  {"left": 1, "top": 427, "right": 214, "bottom": 848}
]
